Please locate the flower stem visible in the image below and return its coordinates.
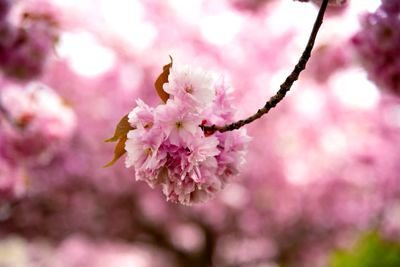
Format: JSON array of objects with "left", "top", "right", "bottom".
[{"left": 201, "top": 0, "right": 330, "bottom": 133}]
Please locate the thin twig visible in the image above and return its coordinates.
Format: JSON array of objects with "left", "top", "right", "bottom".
[{"left": 201, "top": 0, "right": 329, "bottom": 133}]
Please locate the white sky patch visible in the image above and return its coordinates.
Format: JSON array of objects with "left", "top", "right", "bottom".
[
  {"left": 100, "top": 0, "right": 157, "bottom": 50},
  {"left": 294, "top": 88, "right": 325, "bottom": 119},
  {"left": 57, "top": 32, "right": 116, "bottom": 77},
  {"left": 332, "top": 69, "right": 380, "bottom": 110},
  {"left": 168, "top": 0, "right": 203, "bottom": 22},
  {"left": 101, "top": 0, "right": 144, "bottom": 29},
  {"left": 267, "top": 1, "right": 315, "bottom": 38},
  {"left": 200, "top": 11, "right": 244, "bottom": 46},
  {"left": 269, "top": 70, "right": 289, "bottom": 95}
]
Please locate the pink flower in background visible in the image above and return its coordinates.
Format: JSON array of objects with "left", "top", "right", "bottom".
[
  {"left": 0, "top": 0, "right": 11, "bottom": 21},
  {"left": 125, "top": 64, "right": 249, "bottom": 205},
  {"left": 352, "top": 0, "right": 400, "bottom": 95},
  {"left": 0, "top": 2, "right": 58, "bottom": 81},
  {"left": 1, "top": 82, "right": 76, "bottom": 161}
]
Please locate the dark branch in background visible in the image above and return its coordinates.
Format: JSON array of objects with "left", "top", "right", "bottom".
[{"left": 201, "top": 0, "right": 329, "bottom": 133}]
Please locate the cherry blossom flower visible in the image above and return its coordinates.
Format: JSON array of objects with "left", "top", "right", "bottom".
[
  {"left": 124, "top": 64, "right": 249, "bottom": 205},
  {"left": 163, "top": 65, "right": 216, "bottom": 109}
]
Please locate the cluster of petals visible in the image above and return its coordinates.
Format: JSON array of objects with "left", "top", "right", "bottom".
[
  {"left": 0, "top": 82, "right": 76, "bottom": 160},
  {"left": 125, "top": 65, "right": 250, "bottom": 205},
  {"left": 352, "top": 0, "right": 400, "bottom": 95}
]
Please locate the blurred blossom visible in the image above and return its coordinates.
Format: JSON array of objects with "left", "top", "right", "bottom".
[
  {"left": 56, "top": 32, "right": 116, "bottom": 78},
  {"left": 0, "top": 82, "right": 76, "bottom": 163},
  {"left": 0, "top": 1, "right": 398, "bottom": 267},
  {"left": 0, "top": 0, "right": 11, "bottom": 21},
  {"left": 0, "top": 2, "right": 59, "bottom": 81},
  {"left": 231, "top": 0, "right": 275, "bottom": 12},
  {"left": 169, "top": 222, "right": 205, "bottom": 252},
  {"left": 352, "top": 0, "right": 400, "bottom": 95},
  {"left": 0, "top": 237, "right": 33, "bottom": 267},
  {"left": 0, "top": 236, "right": 173, "bottom": 267},
  {"left": 381, "top": 201, "right": 400, "bottom": 240},
  {"left": 305, "top": 42, "right": 351, "bottom": 83}
]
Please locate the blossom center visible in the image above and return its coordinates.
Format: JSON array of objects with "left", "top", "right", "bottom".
[
  {"left": 144, "top": 147, "right": 153, "bottom": 156},
  {"left": 175, "top": 121, "right": 183, "bottom": 129},
  {"left": 144, "top": 122, "right": 153, "bottom": 129},
  {"left": 184, "top": 84, "right": 193, "bottom": 94}
]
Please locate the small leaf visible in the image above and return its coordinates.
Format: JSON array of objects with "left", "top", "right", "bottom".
[
  {"left": 104, "top": 114, "right": 134, "bottom": 143},
  {"left": 104, "top": 114, "right": 135, "bottom": 167},
  {"left": 103, "top": 136, "right": 128, "bottom": 168},
  {"left": 154, "top": 56, "right": 173, "bottom": 103}
]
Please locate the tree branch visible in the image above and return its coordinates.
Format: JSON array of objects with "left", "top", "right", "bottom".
[{"left": 201, "top": 0, "right": 329, "bottom": 133}]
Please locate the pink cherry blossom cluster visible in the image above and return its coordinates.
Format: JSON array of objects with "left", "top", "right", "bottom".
[
  {"left": 0, "top": 1, "right": 58, "bottom": 81},
  {"left": 352, "top": 0, "right": 400, "bottom": 95},
  {"left": 0, "top": 82, "right": 76, "bottom": 163},
  {"left": 125, "top": 65, "right": 250, "bottom": 205}
]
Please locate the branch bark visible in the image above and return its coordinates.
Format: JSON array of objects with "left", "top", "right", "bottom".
[{"left": 201, "top": 0, "right": 330, "bottom": 133}]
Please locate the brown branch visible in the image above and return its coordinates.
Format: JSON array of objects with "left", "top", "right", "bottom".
[{"left": 201, "top": 0, "right": 330, "bottom": 133}]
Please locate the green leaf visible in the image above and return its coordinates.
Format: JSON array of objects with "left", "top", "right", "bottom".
[
  {"left": 329, "top": 232, "right": 400, "bottom": 267},
  {"left": 154, "top": 56, "right": 173, "bottom": 103}
]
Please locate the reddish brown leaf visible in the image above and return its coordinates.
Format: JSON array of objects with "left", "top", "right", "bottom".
[
  {"left": 154, "top": 56, "right": 173, "bottom": 103},
  {"left": 103, "top": 136, "right": 128, "bottom": 168},
  {"left": 104, "top": 114, "right": 135, "bottom": 168},
  {"left": 104, "top": 114, "right": 134, "bottom": 143}
]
